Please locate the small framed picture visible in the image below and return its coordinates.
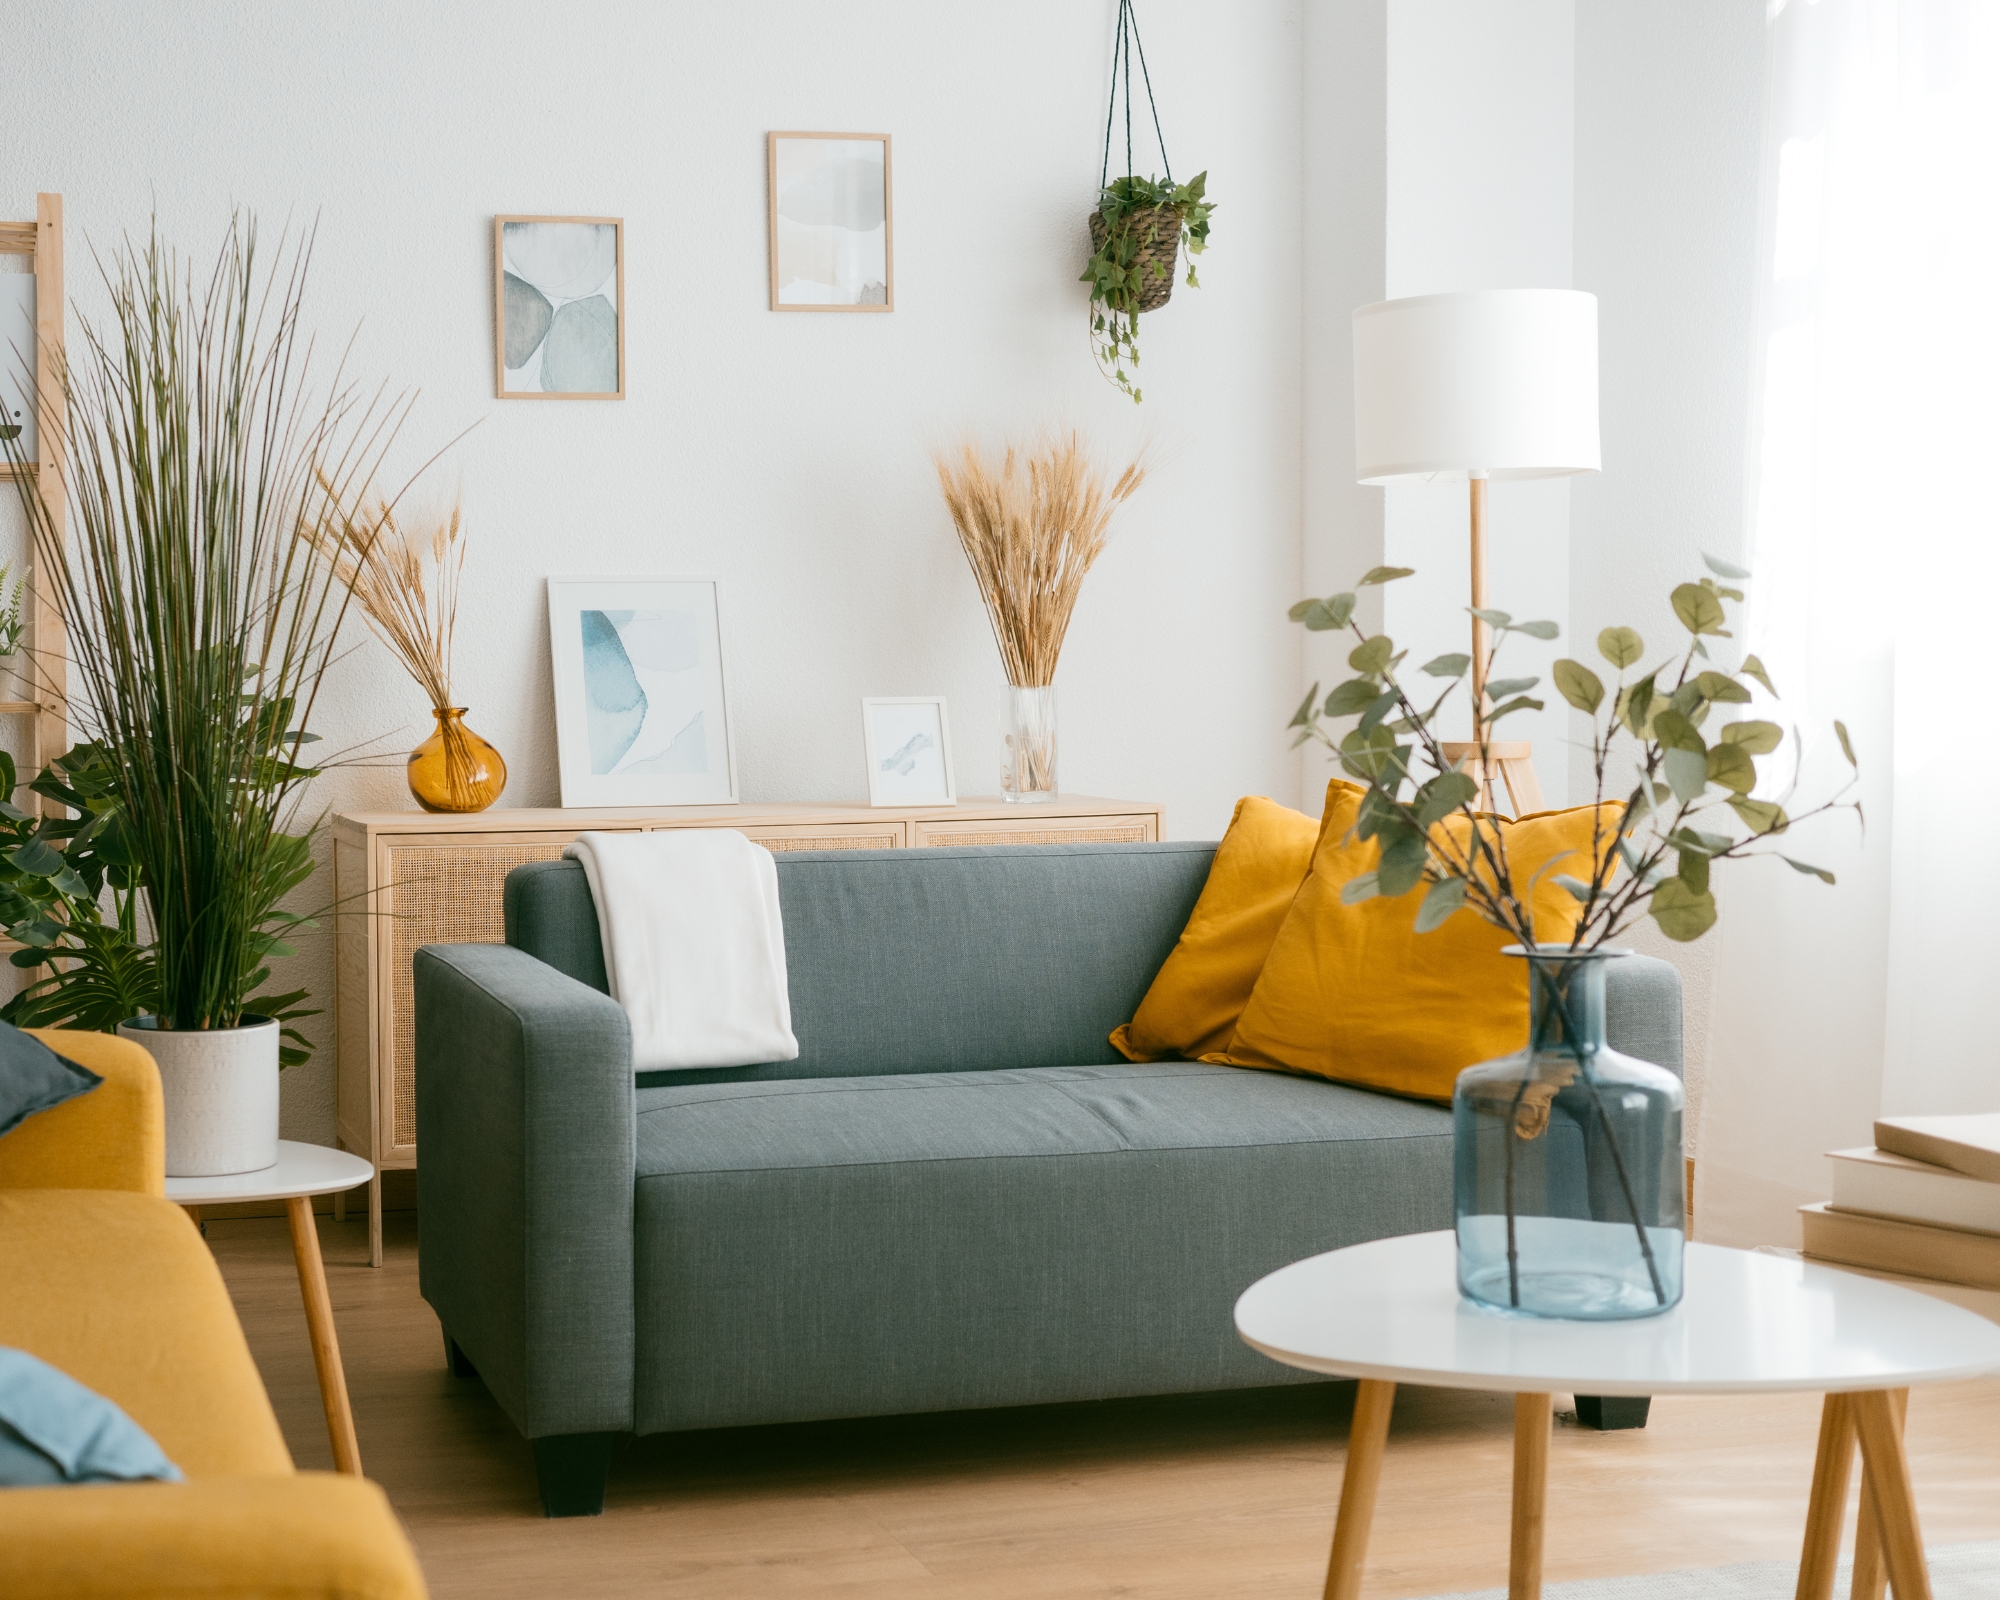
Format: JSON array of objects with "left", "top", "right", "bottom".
[
  {"left": 547, "top": 577, "right": 738, "bottom": 807},
  {"left": 495, "top": 216, "right": 624, "bottom": 398},
  {"left": 767, "top": 133, "right": 894, "bottom": 311},
  {"left": 861, "top": 697, "right": 955, "bottom": 808}
]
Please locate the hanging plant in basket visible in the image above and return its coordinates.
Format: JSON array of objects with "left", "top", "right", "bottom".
[{"left": 1082, "top": 1, "right": 1216, "bottom": 403}]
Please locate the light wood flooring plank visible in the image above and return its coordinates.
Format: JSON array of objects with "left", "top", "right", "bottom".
[{"left": 205, "top": 1214, "right": 2000, "bottom": 1600}]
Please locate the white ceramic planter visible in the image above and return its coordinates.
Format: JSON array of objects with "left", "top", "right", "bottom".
[{"left": 118, "top": 1013, "right": 280, "bottom": 1177}]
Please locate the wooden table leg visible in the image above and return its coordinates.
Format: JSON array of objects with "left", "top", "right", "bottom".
[
  {"left": 1511, "top": 1393, "right": 1553, "bottom": 1600},
  {"left": 1851, "top": 1389, "right": 1908, "bottom": 1600},
  {"left": 1798, "top": 1394, "right": 1857, "bottom": 1600},
  {"left": 286, "top": 1196, "right": 363, "bottom": 1477},
  {"left": 1323, "top": 1379, "right": 1396, "bottom": 1600},
  {"left": 1852, "top": 1389, "right": 1930, "bottom": 1600},
  {"left": 367, "top": 1171, "right": 383, "bottom": 1269}
]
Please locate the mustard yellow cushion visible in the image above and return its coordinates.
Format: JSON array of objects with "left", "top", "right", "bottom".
[
  {"left": 0, "top": 1474, "right": 428, "bottom": 1600},
  {"left": 0, "top": 1190, "right": 291, "bottom": 1477},
  {"left": 0, "top": 1031, "right": 164, "bottom": 1196},
  {"left": 1213, "top": 780, "right": 1608, "bottom": 1102},
  {"left": 1111, "top": 794, "right": 1321, "bottom": 1062}
]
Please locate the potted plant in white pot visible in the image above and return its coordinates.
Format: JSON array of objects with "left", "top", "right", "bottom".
[{"left": 1, "top": 219, "right": 409, "bottom": 1176}]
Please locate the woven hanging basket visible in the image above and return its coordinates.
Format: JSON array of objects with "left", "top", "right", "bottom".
[{"left": 1088, "top": 205, "right": 1183, "bottom": 314}]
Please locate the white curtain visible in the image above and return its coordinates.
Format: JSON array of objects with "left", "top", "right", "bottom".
[{"left": 1698, "top": 0, "right": 2000, "bottom": 1245}]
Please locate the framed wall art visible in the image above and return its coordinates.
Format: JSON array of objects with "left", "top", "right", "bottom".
[
  {"left": 767, "top": 133, "right": 893, "bottom": 311},
  {"left": 547, "top": 577, "right": 738, "bottom": 807},
  {"left": 495, "top": 216, "right": 624, "bottom": 398},
  {"left": 860, "top": 696, "right": 955, "bottom": 807}
]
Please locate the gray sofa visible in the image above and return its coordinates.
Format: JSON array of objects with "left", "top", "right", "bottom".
[{"left": 413, "top": 841, "right": 1682, "bottom": 1515}]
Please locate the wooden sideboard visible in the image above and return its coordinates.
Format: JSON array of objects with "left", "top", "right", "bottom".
[{"left": 332, "top": 796, "right": 1165, "bottom": 1263}]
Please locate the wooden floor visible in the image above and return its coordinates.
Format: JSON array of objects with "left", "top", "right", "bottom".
[{"left": 211, "top": 1213, "right": 2000, "bottom": 1599}]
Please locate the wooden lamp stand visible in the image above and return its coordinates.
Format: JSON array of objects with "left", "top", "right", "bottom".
[{"left": 1440, "top": 474, "right": 1544, "bottom": 815}]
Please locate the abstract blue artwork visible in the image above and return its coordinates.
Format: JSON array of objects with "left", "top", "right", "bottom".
[{"left": 496, "top": 217, "right": 623, "bottom": 397}]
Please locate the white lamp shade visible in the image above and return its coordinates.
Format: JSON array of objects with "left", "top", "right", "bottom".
[{"left": 1352, "top": 289, "right": 1600, "bottom": 484}]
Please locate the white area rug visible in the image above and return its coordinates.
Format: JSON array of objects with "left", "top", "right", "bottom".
[{"left": 1420, "top": 1540, "right": 2000, "bottom": 1598}]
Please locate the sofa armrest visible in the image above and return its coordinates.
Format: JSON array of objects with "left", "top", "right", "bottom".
[
  {"left": 0, "top": 1473, "right": 426, "bottom": 1600},
  {"left": 0, "top": 1032, "right": 164, "bottom": 1195},
  {"left": 1604, "top": 953, "right": 1683, "bottom": 1078},
  {"left": 414, "top": 943, "right": 636, "bottom": 1440}
]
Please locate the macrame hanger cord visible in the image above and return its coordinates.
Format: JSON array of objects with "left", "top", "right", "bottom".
[{"left": 1099, "top": 0, "right": 1174, "bottom": 192}]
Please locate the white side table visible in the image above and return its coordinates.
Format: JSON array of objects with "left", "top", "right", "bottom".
[
  {"left": 1236, "top": 1230, "right": 2000, "bottom": 1600},
  {"left": 167, "top": 1139, "right": 375, "bottom": 1477}
]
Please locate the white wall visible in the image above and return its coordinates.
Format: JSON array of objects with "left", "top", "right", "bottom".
[
  {"left": 1383, "top": 0, "right": 1575, "bottom": 764},
  {"left": 1571, "top": 0, "right": 1768, "bottom": 1167},
  {"left": 0, "top": 1, "right": 1306, "bottom": 1146}
]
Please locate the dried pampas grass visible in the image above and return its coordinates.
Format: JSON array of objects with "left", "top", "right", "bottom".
[{"left": 934, "top": 429, "right": 1145, "bottom": 688}]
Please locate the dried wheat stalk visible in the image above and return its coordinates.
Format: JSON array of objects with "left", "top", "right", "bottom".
[
  {"left": 933, "top": 430, "right": 1145, "bottom": 688},
  {"left": 308, "top": 472, "right": 464, "bottom": 711}
]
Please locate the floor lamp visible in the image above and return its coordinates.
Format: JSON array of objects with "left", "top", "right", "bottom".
[{"left": 1351, "top": 289, "right": 1600, "bottom": 812}]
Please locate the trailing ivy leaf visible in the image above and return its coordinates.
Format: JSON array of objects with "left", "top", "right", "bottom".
[
  {"left": 1695, "top": 671, "right": 1752, "bottom": 704},
  {"left": 1483, "top": 675, "right": 1540, "bottom": 700},
  {"left": 1671, "top": 582, "right": 1728, "bottom": 636},
  {"left": 1486, "top": 695, "right": 1545, "bottom": 723},
  {"left": 1357, "top": 689, "right": 1401, "bottom": 733},
  {"left": 1663, "top": 747, "right": 1710, "bottom": 803},
  {"left": 1357, "top": 566, "right": 1415, "bottom": 587},
  {"left": 1340, "top": 870, "right": 1381, "bottom": 905},
  {"left": 1324, "top": 679, "right": 1382, "bottom": 717},
  {"left": 1782, "top": 856, "right": 1837, "bottom": 885},
  {"left": 1728, "top": 795, "right": 1788, "bottom": 834},
  {"left": 1414, "top": 875, "right": 1466, "bottom": 932},
  {"left": 1720, "top": 719, "right": 1783, "bottom": 755},
  {"left": 1598, "top": 627, "right": 1645, "bottom": 670},
  {"left": 1703, "top": 551, "right": 1752, "bottom": 580},
  {"left": 1677, "top": 849, "right": 1710, "bottom": 894},
  {"left": 1378, "top": 832, "right": 1430, "bottom": 897},
  {"left": 1649, "top": 878, "right": 1718, "bottom": 941},
  {"left": 1835, "top": 720, "right": 1857, "bottom": 767},
  {"left": 1510, "top": 619, "right": 1561, "bottom": 640},
  {"left": 1349, "top": 635, "right": 1394, "bottom": 675},
  {"left": 1415, "top": 770, "right": 1480, "bottom": 828},
  {"left": 1469, "top": 607, "right": 1513, "bottom": 628},
  {"left": 1706, "top": 744, "right": 1757, "bottom": 793},
  {"left": 1552, "top": 659, "right": 1604, "bottom": 712},
  {"left": 1740, "top": 654, "right": 1779, "bottom": 697},
  {"left": 1421, "top": 652, "right": 1471, "bottom": 679}
]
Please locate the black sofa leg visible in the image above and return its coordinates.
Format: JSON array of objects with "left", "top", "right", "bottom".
[
  {"left": 443, "top": 1332, "right": 478, "bottom": 1380},
  {"left": 533, "top": 1433, "right": 616, "bottom": 1517},
  {"left": 1575, "top": 1394, "right": 1651, "bottom": 1430}
]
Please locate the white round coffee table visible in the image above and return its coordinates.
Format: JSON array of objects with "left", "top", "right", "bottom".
[
  {"left": 1236, "top": 1230, "right": 2000, "bottom": 1600},
  {"left": 167, "top": 1140, "right": 375, "bottom": 1477}
]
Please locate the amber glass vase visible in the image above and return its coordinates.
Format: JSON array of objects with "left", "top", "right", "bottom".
[{"left": 407, "top": 707, "right": 507, "bottom": 813}]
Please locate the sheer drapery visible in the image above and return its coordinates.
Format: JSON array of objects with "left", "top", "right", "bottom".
[{"left": 1698, "top": 0, "right": 2000, "bottom": 1245}]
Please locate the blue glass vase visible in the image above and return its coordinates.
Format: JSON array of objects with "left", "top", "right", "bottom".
[{"left": 1454, "top": 947, "right": 1685, "bottom": 1319}]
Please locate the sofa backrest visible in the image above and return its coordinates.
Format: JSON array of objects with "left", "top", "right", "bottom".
[{"left": 503, "top": 841, "right": 1216, "bottom": 1084}]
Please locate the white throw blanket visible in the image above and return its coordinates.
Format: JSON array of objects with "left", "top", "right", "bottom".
[{"left": 563, "top": 830, "right": 799, "bottom": 1072}]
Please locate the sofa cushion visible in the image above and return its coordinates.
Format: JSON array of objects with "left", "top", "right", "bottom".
[
  {"left": 509, "top": 842, "right": 1217, "bottom": 1084},
  {"left": 629, "top": 1063, "right": 1453, "bottom": 1433}
]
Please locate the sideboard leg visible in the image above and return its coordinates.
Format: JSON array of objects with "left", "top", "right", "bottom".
[
  {"left": 1851, "top": 1388, "right": 1909, "bottom": 1600},
  {"left": 367, "top": 1171, "right": 383, "bottom": 1268},
  {"left": 1511, "top": 1392, "right": 1553, "bottom": 1600},
  {"left": 1798, "top": 1394, "right": 1857, "bottom": 1600},
  {"left": 1323, "top": 1379, "right": 1396, "bottom": 1600},
  {"left": 1852, "top": 1389, "right": 1929, "bottom": 1600}
]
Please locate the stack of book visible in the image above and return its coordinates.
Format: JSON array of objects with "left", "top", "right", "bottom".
[{"left": 1801, "top": 1113, "right": 2000, "bottom": 1290}]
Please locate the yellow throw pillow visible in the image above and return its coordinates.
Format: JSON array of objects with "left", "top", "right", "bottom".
[
  {"left": 1111, "top": 794, "right": 1321, "bottom": 1062},
  {"left": 1213, "top": 780, "right": 1609, "bottom": 1102}
]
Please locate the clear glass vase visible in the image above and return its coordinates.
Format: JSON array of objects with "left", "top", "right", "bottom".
[
  {"left": 1454, "top": 947, "right": 1685, "bottom": 1320},
  {"left": 1003, "top": 684, "right": 1057, "bottom": 803}
]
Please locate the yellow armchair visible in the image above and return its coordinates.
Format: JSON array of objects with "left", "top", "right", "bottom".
[{"left": 0, "top": 1028, "right": 427, "bottom": 1600}]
